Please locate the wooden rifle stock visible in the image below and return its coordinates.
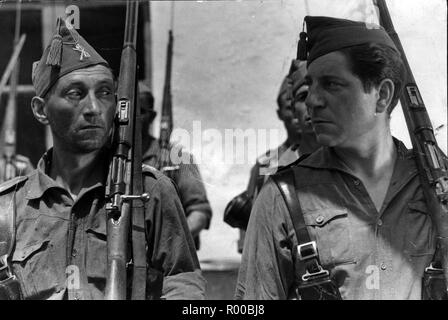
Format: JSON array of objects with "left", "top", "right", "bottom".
[
  {"left": 105, "top": 1, "right": 147, "bottom": 300},
  {"left": 374, "top": 0, "right": 448, "bottom": 294}
]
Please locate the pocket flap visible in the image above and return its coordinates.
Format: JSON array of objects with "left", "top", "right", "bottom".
[
  {"left": 12, "top": 240, "right": 49, "bottom": 262},
  {"left": 304, "top": 208, "right": 348, "bottom": 227},
  {"left": 407, "top": 200, "right": 427, "bottom": 214}
]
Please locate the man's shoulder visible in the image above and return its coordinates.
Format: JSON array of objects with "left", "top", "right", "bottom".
[
  {"left": 142, "top": 163, "right": 164, "bottom": 179},
  {"left": 256, "top": 145, "right": 283, "bottom": 166},
  {"left": 0, "top": 176, "right": 29, "bottom": 196},
  {"left": 142, "top": 164, "right": 179, "bottom": 195}
]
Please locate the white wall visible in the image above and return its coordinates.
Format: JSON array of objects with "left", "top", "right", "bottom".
[{"left": 150, "top": 0, "right": 447, "bottom": 263}]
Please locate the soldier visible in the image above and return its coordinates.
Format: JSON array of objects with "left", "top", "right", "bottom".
[
  {"left": 0, "top": 18, "right": 205, "bottom": 300},
  {"left": 232, "top": 60, "right": 319, "bottom": 252},
  {"left": 236, "top": 16, "right": 440, "bottom": 300},
  {"left": 138, "top": 84, "right": 212, "bottom": 250}
]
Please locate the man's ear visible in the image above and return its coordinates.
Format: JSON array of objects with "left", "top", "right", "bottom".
[
  {"left": 31, "top": 96, "right": 49, "bottom": 125},
  {"left": 376, "top": 79, "right": 394, "bottom": 114}
]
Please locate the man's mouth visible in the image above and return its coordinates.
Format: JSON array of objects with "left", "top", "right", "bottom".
[
  {"left": 304, "top": 116, "right": 312, "bottom": 125},
  {"left": 312, "top": 118, "right": 331, "bottom": 124},
  {"left": 79, "top": 125, "right": 104, "bottom": 131}
]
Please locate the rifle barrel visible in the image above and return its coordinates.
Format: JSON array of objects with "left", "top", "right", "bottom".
[
  {"left": 374, "top": 0, "right": 448, "bottom": 291},
  {"left": 105, "top": 0, "right": 139, "bottom": 300}
]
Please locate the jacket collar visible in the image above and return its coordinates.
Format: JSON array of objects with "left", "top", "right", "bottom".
[
  {"left": 298, "top": 137, "right": 416, "bottom": 176},
  {"left": 25, "top": 148, "right": 105, "bottom": 201}
]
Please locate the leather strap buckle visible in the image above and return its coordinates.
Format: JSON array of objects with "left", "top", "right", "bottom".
[
  {"left": 297, "top": 241, "right": 318, "bottom": 261},
  {"left": 0, "top": 255, "right": 15, "bottom": 282},
  {"left": 425, "top": 262, "right": 444, "bottom": 273},
  {"left": 302, "top": 265, "right": 330, "bottom": 282}
]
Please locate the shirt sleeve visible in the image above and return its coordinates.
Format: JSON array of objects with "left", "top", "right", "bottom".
[
  {"left": 174, "top": 151, "right": 212, "bottom": 228},
  {"left": 144, "top": 173, "right": 206, "bottom": 300},
  {"left": 235, "top": 179, "right": 297, "bottom": 300}
]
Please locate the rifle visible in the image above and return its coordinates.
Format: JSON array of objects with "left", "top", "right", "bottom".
[
  {"left": 374, "top": 0, "right": 448, "bottom": 299},
  {"left": 158, "top": 30, "right": 178, "bottom": 174},
  {"left": 105, "top": 0, "right": 149, "bottom": 300},
  {"left": 1, "top": 0, "right": 23, "bottom": 182}
]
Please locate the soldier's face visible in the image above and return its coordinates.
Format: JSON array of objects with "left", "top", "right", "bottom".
[
  {"left": 293, "top": 85, "right": 313, "bottom": 134},
  {"left": 44, "top": 65, "right": 116, "bottom": 153},
  {"left": 277, "top": 92, "right": 301, "bottom": 136},
  {"left": 305, "top": 51, "right": 378, "bottom": 148}
]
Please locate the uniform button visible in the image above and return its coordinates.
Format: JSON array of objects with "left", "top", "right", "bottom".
[
  {"left": 72, "top": 249, "right": 77, "bottom": 257},
  {"left": 381, "top": 263, "right": 387, "bottom": 270},
  {"left": 315, "top": 216, "right": 325, "bottom": 224},
  {"left": 354, "top": 180, "right": 360, "bottom": 186},
  {"left": 377, "top": 219, "right": 383, "bottom": 226}
]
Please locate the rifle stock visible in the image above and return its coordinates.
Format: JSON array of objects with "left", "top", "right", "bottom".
[
  {"left": 374, "top": 0, "right": 448, "bottom": 297},
  {"left": 105, "top": 0, "right": 147, "bottom": 300}
]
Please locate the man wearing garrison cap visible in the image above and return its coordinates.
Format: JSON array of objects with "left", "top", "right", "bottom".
[
  {"left": 228, "top": 59, "right": 319, "bottom": 253},
  {"left": 237, "top": 16, "right": 440, "bottom": 300},
  {"left": 138, "top": 84, "right": 213, "bottom": 252},
  {"left": 0, "top": 18, "right": 205, "bottom": 300}
]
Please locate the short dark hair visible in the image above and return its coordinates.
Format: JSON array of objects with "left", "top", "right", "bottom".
[{"left": 339, "top": 43, "right": 406, "bottom": 114}]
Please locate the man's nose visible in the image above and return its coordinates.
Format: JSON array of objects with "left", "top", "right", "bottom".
[
  {"left": 305, "top": 85, "right": 324, "bottom": 116},
  {"left": 83, "top": 91, "right": 101, "bottom": 115}
]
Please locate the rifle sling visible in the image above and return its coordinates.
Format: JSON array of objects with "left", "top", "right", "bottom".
[
  {"left": 131, "top": 201, "right": 147, "bottom": 300},
  {"left": 271, "top": 167, "right": 329, "bottom": 284},
  {"left": 130, "top": 81, "right": 147, "bottom": 299},
  {"left": 0, "top": 192, "right": 15, "bottom": 259}
]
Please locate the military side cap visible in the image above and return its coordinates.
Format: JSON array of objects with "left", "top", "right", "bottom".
[
  {"left": 32, "top": 17, "right": 109, "bottom": 97},
  {"left": 278, "top": 72, "right": 292, "bottom": 98},
  {"left": 290, "top": 60, "right": 307, "bottom": 94},
  {"left": 277, "top": 59, "right": 299, "bottom": 106},
  {"left": 299, "top": 16, "right": 398, "bottom": 66}
]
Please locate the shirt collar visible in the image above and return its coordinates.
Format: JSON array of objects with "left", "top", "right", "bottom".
[
  {"left": 25, "top": 148, "right": 106, "bottom": 201},
  {"left": 25, "top": 149, "right": 62, "bottom": 200},
  {"left": 298, "top": 137, "right": 417, "bottom": 176}
]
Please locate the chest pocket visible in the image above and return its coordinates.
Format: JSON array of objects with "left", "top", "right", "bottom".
[
  {"left": 405, "top": 199, "right": 436, "bottom": 257},
  {"left": 12, "top": 239, "right": 63, "bottom": 299},
  {"left": 302, "top": 208, "right": 356, "bottom": 267},
  {"left": 85, "top": 229, "right": 107, "bottom": 285}
]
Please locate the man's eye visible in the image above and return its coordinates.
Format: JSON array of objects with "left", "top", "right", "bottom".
[
  {"left": 326, "top": 81, "right": 342, "bottom": 89},
  {"left": 295, "top": 93, "right": 307, "bottom": 102},
  {"left": 67, "top": 89, "right": 82, "bottom": 98},
  {"left": 98, "top": 89, "right": 113, "bottom": 97}
]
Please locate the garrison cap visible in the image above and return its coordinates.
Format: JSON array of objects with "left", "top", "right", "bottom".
[
  {"left": 290, "top": 60, "right": 307, "bottom": 94},
  {"left": 32, "top": 17, "right": 109, "bottom": 98},
  {"left": 299, "top": 16, "right": 398, "bottom": 66},
  {"left": 276, "top": 60, "right": 297, "bottom": 108},
  {"left": 277, "top": 59, "right": 307, "bottom": 107}
]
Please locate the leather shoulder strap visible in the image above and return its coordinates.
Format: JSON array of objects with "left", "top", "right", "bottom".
[
  {"left": 0, "top": 176, "right": 26, "bottom": 257},
  {"left": 0, "top": 176, "right": 27, "bottom": 195},
  {"left": 271, "top": 168, "right": 312, "bottom": 245},
  {"left": 0, "top": 191, "right": 16, "bottom": 258}
]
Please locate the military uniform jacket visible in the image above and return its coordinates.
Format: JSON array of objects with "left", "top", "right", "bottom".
[
  {"left": 0, "top": 149, "right": 205, "bottom": 300},
  {"left": 236, "top": 139, "right": 437, "bottom": 300},
  {"left": 142, "top": 136, "right": 212, "bottom": 249}
]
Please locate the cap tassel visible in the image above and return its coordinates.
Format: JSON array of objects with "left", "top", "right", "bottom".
[
  {"left": 46, "top": 33, "right": 63, "bottom": 67},
  {"left": 297, "top": 32, "right": 308, "bottom": 61}
]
